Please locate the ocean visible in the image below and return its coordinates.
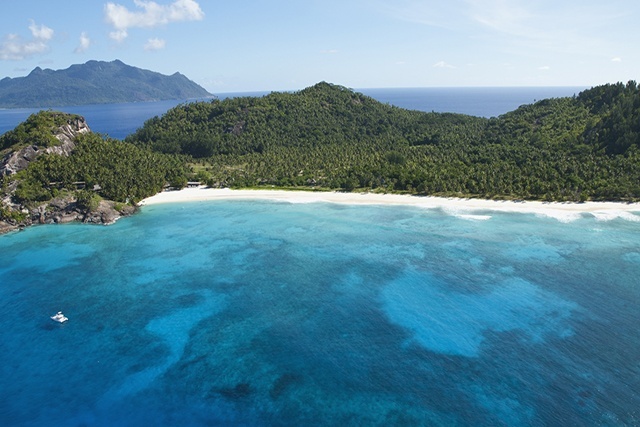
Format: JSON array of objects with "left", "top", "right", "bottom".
[
  {"left": 0, "top": 87, "right": 585, "bottom": 140},
  {"left": 1, "top": 200, "right": 639, "bottom": 426},
  {"left": 2, "top": 87, "right": 638, "bottom": 426}
]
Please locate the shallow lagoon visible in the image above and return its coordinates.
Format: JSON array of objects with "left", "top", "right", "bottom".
[{"left": 0, "top": 200, "right": 639, "bottom": 426}]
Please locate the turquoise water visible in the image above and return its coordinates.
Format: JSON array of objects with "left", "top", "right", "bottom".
[{"left": 1, "top": 200, "right": 639, "bottom": 426}]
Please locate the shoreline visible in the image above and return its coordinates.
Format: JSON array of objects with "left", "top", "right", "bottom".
[{"left": 139, "top": 187, "right": 640, "bottom": 222}]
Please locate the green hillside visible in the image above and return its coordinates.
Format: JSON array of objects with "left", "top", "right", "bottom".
[
  {"left": 0, "top": 110, "right": 84, "bottom": 153},
  {"left": 0, "top": 60, "right": 212, "bottom": 108},
  {"left": 2, "top": 80, "right": 639, "bottom": 220},
  {"left": 127, "top": 81, "right": 640, "bottom": 201},
  {"left": 0, "top": 111, "right": 188, "bottom": 210}
]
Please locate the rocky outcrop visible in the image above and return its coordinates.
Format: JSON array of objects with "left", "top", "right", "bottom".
[
  {"left": 0, "top": 196, "right": 138, "bottom": 234},
  {"left": 82, "top": 200, "right": 137, "bottom": 225},
  {"left": 0, "top": 145, "right": 39, "bottom": 176},
  {"left": 0, "top": 116, "right": 90, "bottom": 177},
  {"left": 0, "top": 114, "right": 139, "bottom": 235}
]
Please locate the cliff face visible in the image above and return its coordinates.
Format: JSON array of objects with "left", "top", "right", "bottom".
[{"left": 1, "top": 115, "right": 90, "bottom": 176}]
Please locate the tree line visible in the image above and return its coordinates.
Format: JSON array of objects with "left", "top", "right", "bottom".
[
  {"left": 126, "top": 81, "right": 640, "bottom": 201},
  {"left": 2, "top": 80, "right": 639, "bottom": 213}
]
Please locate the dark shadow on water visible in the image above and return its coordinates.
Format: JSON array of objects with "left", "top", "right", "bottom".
[
  {"left": 270, "top": 373, "right": 304, "bottom": 400},
  {"left": 215, "top": 382, "right": 253, "bottom": 400},
  {"left": 41, "top": 322, "right": 56, "bottom": 331}
]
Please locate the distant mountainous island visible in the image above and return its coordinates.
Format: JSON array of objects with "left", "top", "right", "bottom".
[{"left": 0, "top": 60, "right": 212, "bottom": 108}]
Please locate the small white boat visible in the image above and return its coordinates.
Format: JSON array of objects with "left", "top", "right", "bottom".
[{"left": 51, "top": 311, "right": 68, "bottom": 323}]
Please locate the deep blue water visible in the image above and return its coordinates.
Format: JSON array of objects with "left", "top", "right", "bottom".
[
  {"left": 1, "top": 200, "right": 639, "bottom": 426},
  {"left": 0, "top": 93, "right": 262, "bottom": 140},
  {"left": 0, "top": 87, "right": 585, "bottom": 140},
  {"left": 360, "top": 87, "right": 585, "bottom": 118}
]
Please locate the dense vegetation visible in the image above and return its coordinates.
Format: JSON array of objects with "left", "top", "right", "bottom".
[
  {"left": 1, "top": 128, "right": 188, "bottom": 207},
  {"left": 2, "top": 80, "right": 639, "bottom": 216},
  {"left": 127, "top": 81, "right": 640, "bottom": 201},
  {"left": 0, "top": 110, "right": 83, "bottom": 152},
  {"left": 0, "top": 60, "right": 211, "bottom": 108}
]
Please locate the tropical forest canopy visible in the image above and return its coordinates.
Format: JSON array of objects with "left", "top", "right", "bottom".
[
  {"left": 125, "top": 81, "right": 640, "bottom": 201},
  {"left": 0, "top": 112, "right": 188, "bottom": 207},
  {"left": 2, "top": 81, "right": 640, "bottom": 212},
  {"left": 0, "top": 110, "right": 84, "bottom": 152},
  {"left": 10, "top": 132, "right": 188, "bottom": 204}
]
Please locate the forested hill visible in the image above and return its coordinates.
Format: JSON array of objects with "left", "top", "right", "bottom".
[
  {"left": 0, "top": 60, "right": 212, "bottom": 108},
  {"left": 127, "top": 81, "right": 640, "bottom": 201},
  {"left": 0, "top": 111, "right": 188, "bottom": 227},
  {"left": 1, "top": 81, "right": 638, "bottom": 221},
  {"left": 127, "top": 81, "right": 486, "bottom": 157}
]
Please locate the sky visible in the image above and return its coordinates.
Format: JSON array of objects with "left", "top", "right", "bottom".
[{"left": 0, "top": 0, "right": 638, "bottom": 93}]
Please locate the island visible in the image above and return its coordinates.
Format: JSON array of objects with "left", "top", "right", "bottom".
[
  {"left": 1, "top": 80, "right": 639, "bottom": 233},
  {"left": 0, "top": 59, "right": 212, "bottom": 108}
]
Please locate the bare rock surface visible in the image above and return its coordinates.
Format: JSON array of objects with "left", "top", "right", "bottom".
[{"left": 1, "top": 116, "right": 90, "bottom": 177}]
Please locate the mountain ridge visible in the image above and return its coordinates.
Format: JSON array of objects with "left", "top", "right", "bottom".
[{"left": 0, "top": 60, "right": 212, "bottom": 108}]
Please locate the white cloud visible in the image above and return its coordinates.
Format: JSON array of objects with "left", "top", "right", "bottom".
[
  {"left": 105, "top": 0, "right": 204, "bottom": 41},
  {"left": 29, "top": 20, "right": 54, "bottom": 41},
  {"left": 538, "top": 65, "right": 550, "bottom": 71},
  {"left": 109, "top": 29, "right": 129, "bottom": 42},
  {"left": 611, "top": 57, "right": 622, "bottom": 62},
  {"left": 0, "top": 21, "right": 54, "bottom": 60},
  {"left": 433, "top": 61, "right": 456, "bottom": 69},
  {"left": 74, "top": 32, "right": 91, "bottom": 53},
  {"left": 144, "top": 37, "right": 166, "bottom": 50},
  {"left": 320, "top": 49, "right": 338, "bottom": 54}
]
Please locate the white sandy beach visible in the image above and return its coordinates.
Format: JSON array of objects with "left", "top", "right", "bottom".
[{"left": 139, "top": 187, "right": 640, "bottom": 222}]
